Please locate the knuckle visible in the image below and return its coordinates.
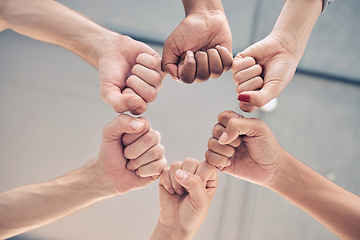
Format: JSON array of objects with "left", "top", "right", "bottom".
[{"left": 183, "top": 157, "right": 198, "bottom": 166}]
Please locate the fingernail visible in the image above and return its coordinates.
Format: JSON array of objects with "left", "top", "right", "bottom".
[
  {"left": 238, "top": 94, "right": 250, "bottom": 102},
  {"left": 218, "top": 132, "right": 229, "bottom": 144},
  {"left": 226, "top": 160, "right": 232, "bottom": 167},
  {"left": 176, "top": 189, "right": 185, "bottom": 195},
  {"left": 261, "top": 65, "right": 264, "bottom": 71},
  {"left": 130, "top": 120, "right": 144, "bottom": 130},
  {"left": 170, "top": 73, "right": 181, "bottom": 83},
  {"left": 176, "top": 169, "right": 188, "bottom": 181},
  {"left": 126, "top": 162, "right": 133, "bottom": 170},
  {"left": 169, "top": 188, "right": 175, "bottom": 194}
]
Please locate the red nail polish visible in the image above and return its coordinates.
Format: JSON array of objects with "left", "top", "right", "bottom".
[
  {"left": 238, "top": 94, "right": 250, "bottom": 102},
  {"left": 261, "top": 65, "right": 264, "bottom": 71}
]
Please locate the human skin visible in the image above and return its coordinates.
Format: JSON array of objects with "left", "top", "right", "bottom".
[
  {"left": 0, "top": 0, "right": 165, "bottom": 115},
  {"left": 232, "top": 0, "right": 322, "bottom": 112},
  {"left": 206, "top": 110, "right": 360, "bottom": 239},
  {"left": 0, "top": 114, "right": 167, "bottom": 239},
  {"left": 162, "top": 0, "right": 233, "bottom": 84},
  {"left": 151, "top": 159, "right": 218, "bottom": 240}
]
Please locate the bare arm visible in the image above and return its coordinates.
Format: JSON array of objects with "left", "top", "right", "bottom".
[
  {"left": 0, "top": 160, "right": 113, "bottom": 239},
  {"left": 0, "top": 115, "right": 166, "bottom": 239},
  {"left": 0, "top": 0, "right": 114, "bottom": 67},
  {"left": 207, "top": 110, "right": 360, "bottom": 239},
  {"left": 268, "top": 153, "right": 360, "bottom": 240}
]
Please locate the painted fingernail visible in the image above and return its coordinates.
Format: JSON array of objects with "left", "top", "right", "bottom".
[
  {"left": 130, "top": 119, "right": 145, "bottom": 130},
  {"left": 218, "top": 132, "right": 229, "bottom": 144},
  {"left": 176, "top": 169, "right": 188, "bottom": 181},
  {"left": 261, "top": 65, "right": 264, "bottom": 71},
  {"left": 238, "top": 94, "right": 250, "bottom": 102}
]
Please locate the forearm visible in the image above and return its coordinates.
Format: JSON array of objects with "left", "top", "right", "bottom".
[
  {"left": 272, "top": 0, "right": 322, "bottom": 59},
  {"left": 151, "top": 221, "right": 194, "bottom": 240},
  {"left": 0, "top": 0, "right": 116, "bottom": 67},
  {"left": 268, "top": 152, "right": 360, "bottom": 240},
  {"left": 0, "top": 160, "right": 116, "bottom": 239},
  {"left": 182, "top": 0, "right": 224, "bottom": 16}
]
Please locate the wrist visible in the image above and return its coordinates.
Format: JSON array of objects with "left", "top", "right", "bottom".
[
  {"left": 264, "top": 150, "right": 293, "bottom": 191},
  {"left": 63, "top": 159, "right": 119, "bottom": 200},
  {"left": 182, "top": 0, "right": 224, "bottom": 16},
  {"left": 272, "top": 0, "right": 322, "bottom": 58},
  {"left": 151, "top": 220, "right": 194, "bottom": 240},
  {"left": 68, "top": 28, "right": 118, "bottom": 68}
]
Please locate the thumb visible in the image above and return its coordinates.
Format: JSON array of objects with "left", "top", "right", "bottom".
[
  {"left": 237, "top": 82, "right": 279, "bottom": 108},
  {"left": 218, "top": 117, "right": 265, "bottom": 145},
  {"left": 175, "top": 169, "right": 208, "bottom": 205},
  {"left": 103, "top": 89, "right": 145, "bottom": 113},
  {"left": 162, "top": 41, "right": 180, "bottom": 81},
  {"left": 102, "top": 114, "right": 146, "bottom": 141}
]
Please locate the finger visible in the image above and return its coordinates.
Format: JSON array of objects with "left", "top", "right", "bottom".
[
  {"left": 195, "top": 160, "right": 218, "bottom": 196},
  {"left": 236, "top": 76, "right": 264, "bottom": 94},
  {"left": 131, "top": 64, "right": 163, "bottom": 89},
  {"left": 124, "top": 130, "right": 161, "bottom": 159},
  {"left": 121, "top": 88, "right": 147, "bottom": 115},
  {"left": 208, "top": 137, "right": 235, "bottom": 158},
  {"left": 207, "top": 49, "right": 223, "bottom": 79},
  {"left": 239, "top": 102, "right": 258, "bottom": 113},
  {"left": 231, "top": 56, "right": 256, "bottom": 73},
  {"left": 122, "top": 117, "right": 151, "bottom": 147},
  {"left": 212, "top": 123, "right": 241, "bottom": 147},
  {"left": 127, "top": 144, "right": 165, "bottom": 171},
  {"left": 178, "top": 51, "right": 196, "bottom": 84},
  {"left": 233, "top": 64, "right": 262, "bottom": 85},
  {"left": 175, "top": 169, "right": 209, "bottom": 207},
  {"left": 170, "top": 161, "right": 185, "bottom": 195},
  {"left": 136, "top": 52, "right": 164, "bottom": 77},
  {"left": 218, "top": 117, "right": 266, "bottom": 145},
  {"left": 195, "top": 51, "right": 210, "bottom": 82},
  {"left": 205, "top": 149, "right": 230, "bottom": 169},
  {"left": 215, "top": 45, "right": 233, "bottom": 71},
  {"left": 237, "top": 80, "right": 282, "bottom": 108},
  {"left": 101, "top": 86, "right": 144, "bottom": 113},
  {"left": 135, "top": 157, "right": 167, "bottom": 178},
  {"left": 160, "top": 167, "right": 175, "bottom": 194},
  {"left": 126, "top": 75, "right": 157, "bottom": 103},
  {"left": 217, "top": 110, "right": 243, "bottom": 128},
  {"left": 181, "top": 157, "right": 199, "bottom": 175},
  {"left": 162, "top": 41, "right": 180, "bottom": 80},
  {"left": 102, "top": 114, "right": 146, "bottom": 141}
]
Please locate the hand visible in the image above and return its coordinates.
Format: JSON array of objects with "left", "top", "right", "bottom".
[
  {"left": 151, "top": 158, "right": 217, "bottom": 240},
  {"left": 96, "top": 114, "right": 167, "bottom": 194},
  {"left": 162, "top": 10, "right": 232, "bottom": 83},
  {"left": 231, "top": 32, "right": 299, "bottom": 112},
  {"left": 98, "top": 33, "right": 165, "bottom": 114},
  {"left": 205, "top": 110, "right": 284, "bottom": 186}
]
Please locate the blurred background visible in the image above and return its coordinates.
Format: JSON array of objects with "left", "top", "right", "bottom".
[{"left": 1, "top": 0, "right": 359, "bottom": 239}]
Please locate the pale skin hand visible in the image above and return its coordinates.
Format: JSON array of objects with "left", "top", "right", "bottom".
[
  {"left": 0, "top": 114, "right": 166, "bottom": 239},
  {"left": 162, "top": 0, "right": 233, "bottom": 83},
  {"left": 151, "top": 159, "right": 218, "bottom": 240},
  {"left": 99, "top": 37, "right": 165, "bottom": 115},
  {"left": 0, "top": 0, "right": 165, "bottom": 115},
  {"left": 97, "top": 114, "right": 167, "bottom": 194},
  {"left": 206, "top": 110, "right": 360, "bottom": 239},
  {"left": 232, "top": 0, "right": 322, "bottom": 112}
]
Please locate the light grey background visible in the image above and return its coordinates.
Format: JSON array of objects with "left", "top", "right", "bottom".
[{"left": 1, "top": 0, "right": 359, "bottom": 239}]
